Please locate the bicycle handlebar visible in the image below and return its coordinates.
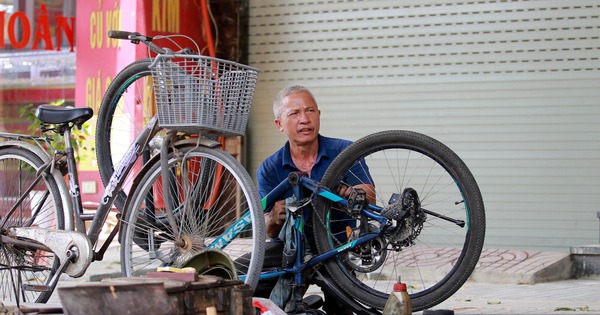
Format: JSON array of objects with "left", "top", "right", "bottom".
[
  {"left": 107, "top": 30, "right": 195, "bottom": 55},
  {"left": 107, "top": 30, "right": 146, "bottom": 40}
]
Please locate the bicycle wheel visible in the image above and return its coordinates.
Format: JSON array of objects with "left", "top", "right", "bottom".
[
  {"left": 95, "top": 58, "right": 161, "bottom": 210},
  {"left": 0, "top": 147, "right": 64, "bottom": 304},
  {"left": 120, "top": 145, "right": 265, "bottom": 289},
  {"left": 314, "top": 130, "right": 485, "bottom": 312}
]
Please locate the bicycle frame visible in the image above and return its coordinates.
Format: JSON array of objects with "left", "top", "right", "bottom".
[
  {"left": 81, "top": 116, "right": 161, "bottom": 253},
  {"left": 209, "top": 171, "right": 390, "bottom": 283}
]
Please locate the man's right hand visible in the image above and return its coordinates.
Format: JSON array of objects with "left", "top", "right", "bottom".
[{"left": 265, "top": 200, "right": 286, "bottom": 238}]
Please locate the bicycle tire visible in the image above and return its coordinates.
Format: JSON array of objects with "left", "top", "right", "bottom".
[
  {"left": 120, "top": 144, "right": 265, "bottom": 289},
  {"left": 95, "top": 58, "right": 161, "bottom": 210},
  {"left": 0, "top": 147, "right": 65, "bottom": 304},
  {"left": 314, "top": 130, "right": 485, "bottom": 312}
]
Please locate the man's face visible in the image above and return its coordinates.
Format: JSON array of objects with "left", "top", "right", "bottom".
[{"left": 275, "top": 91, "right": 321, "bottom": 146}]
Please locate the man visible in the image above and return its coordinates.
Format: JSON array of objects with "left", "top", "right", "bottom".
[{"left": 257, "top": 85, "right": 374, "bottom": 314}]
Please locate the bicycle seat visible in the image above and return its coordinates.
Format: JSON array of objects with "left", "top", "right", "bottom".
[{"left": 35, "top": 105, "right": 93, "bottom": 126}]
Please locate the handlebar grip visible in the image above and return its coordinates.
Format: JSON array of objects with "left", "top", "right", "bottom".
[{"left": 107, "top": 30, "right": 140, "bottom": 40}]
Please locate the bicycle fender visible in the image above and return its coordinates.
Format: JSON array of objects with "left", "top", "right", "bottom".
[
  {"left": 173, "top": 137, "right": 222, "bottom": 149},
  {"left": 0, "top": 140, "right": 74, "bottom": 230}
]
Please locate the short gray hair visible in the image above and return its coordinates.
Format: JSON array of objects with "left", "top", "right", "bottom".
[{"left": 273, "top": 85, "right": 315, "bottom": 118}]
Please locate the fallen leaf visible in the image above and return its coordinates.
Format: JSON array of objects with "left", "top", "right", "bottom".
[
  {"left": 554, "top": 307, "right": 576, "bottom": 311},
  {"left": 455, "top": 296, "right": 473, "bottom": 302}
]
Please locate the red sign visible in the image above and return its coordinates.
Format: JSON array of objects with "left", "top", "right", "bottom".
[
  {"left": 75, "top": 0, "right": 207, "bottom": 201},
  {"left": 0, "top": 4, "right": 75, "bottom": 51},
  {"left": 76, "top": 0, "right": 207, "bottom": 114}
]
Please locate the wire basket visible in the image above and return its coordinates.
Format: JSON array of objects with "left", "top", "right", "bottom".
[{"left": 150, "top": 54, "right": 259, "bottom": 135}]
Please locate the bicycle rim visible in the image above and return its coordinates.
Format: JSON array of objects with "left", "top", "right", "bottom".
[
  {"left": 120, "top": 145, "right": 265, "bottom": 289},
  {"left": 314, "top": 130, "right": 485, "bottom": 311},
  {"left": 95, "top": 59, "right": 163, "bottom": 210},
  {"left": 0, "top": 147, "right": 64, "bottom": 304}
]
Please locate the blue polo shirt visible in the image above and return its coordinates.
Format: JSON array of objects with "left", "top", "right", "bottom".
[
  {"left": 258, "top": 135, "right": 352, "bottom": 199},
  {"left": 257, "top": 134, "right": 373, "bottom": 241}
]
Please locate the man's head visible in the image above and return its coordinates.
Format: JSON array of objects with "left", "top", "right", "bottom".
[{"left": 273, "top": 85, "right": 321, "bottom": 146}]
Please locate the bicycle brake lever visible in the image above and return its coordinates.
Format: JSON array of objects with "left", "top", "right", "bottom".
[{"left": 177, "top": 47, "right": 196, "bottom": 55}]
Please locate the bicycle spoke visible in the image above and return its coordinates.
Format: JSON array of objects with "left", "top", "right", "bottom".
[
  {"left": 315, "top": 130, "right": 485, "bottom": 311},
  {"left": 121, "top": 145, "right": 264, "bottom": 289}
]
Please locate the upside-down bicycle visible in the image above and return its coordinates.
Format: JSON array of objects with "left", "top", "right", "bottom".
[{"left": 251, "top": 129, "right": 486, "bottom": 313}]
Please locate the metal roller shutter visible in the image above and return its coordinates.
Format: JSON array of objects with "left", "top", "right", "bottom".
[{"left": 247, "top": 0, "right": 600, "bottom": 251}]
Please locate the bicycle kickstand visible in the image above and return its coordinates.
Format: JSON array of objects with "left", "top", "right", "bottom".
[{"left": 22, "top": 246, "right": 78, "bottom": 293}]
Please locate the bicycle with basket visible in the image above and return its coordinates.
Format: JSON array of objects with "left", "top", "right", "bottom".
[{"left": 0, "top": 30, "right": 266, "bottom": 306}]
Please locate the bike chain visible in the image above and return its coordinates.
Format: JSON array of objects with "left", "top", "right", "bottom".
[
  {"left": 310, "top": 183, "right": 426, "bottom": 253},
  {"left": 309, "top": 185, "right": 340, "bottom": 254}
]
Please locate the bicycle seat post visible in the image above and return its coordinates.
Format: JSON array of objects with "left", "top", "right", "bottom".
[{"left": 61, "top": 125, "right": 87, "bottom": 233}]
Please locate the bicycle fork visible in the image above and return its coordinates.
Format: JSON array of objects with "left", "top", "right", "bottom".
[{"left": 158, "top": 133, "right": 223, "bottom": 249}]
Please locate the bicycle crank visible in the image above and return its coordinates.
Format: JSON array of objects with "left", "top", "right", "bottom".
[{"left": 8, "top": 227, "right": 93, "bottom": 278}]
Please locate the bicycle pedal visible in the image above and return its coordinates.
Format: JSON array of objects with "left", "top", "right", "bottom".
[{"left": 22, "top": 283, "right": 51, "bottom": 292}]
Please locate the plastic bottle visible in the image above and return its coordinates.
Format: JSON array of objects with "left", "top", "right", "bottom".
[{"left": 382, "top": 278, "right": 412, "bottom": 315}]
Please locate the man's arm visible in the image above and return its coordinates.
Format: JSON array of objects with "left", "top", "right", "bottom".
[
  {"left": 341, "top": 157, "right": 376, "bottom": 204},
  {"left": 338, "top": 183, "right": 376, "bottom": 204},
  {"left": 257, "top": 161, "right": 287, "bottom": 239},
  {"left": 265, "top": 200, "right": 286, "bottom": 238}
]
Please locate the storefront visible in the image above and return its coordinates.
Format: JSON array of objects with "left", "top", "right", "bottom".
[
  {"left": 247, "top": 0, "right": 600, "bottom": 251},
  {"left": 0, "top": 0, "right": 246, "bottom": 205},
  {"left": 0, "top": 0, "right": 76, "bottom": 134}
]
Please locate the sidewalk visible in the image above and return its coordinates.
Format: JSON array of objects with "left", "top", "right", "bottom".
[
  {"left": 414, "top": 278, "right": 600, "bottom": 314},
  {"left": 414, "top": 247, "right": 600, "bottom": 314},
  {"left": 46, "top": 240, "right": 600, "bottom": 315}
]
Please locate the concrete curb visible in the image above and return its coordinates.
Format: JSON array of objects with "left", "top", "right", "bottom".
[
  {"left": 471, "top": 249, "right": 573, "bottom": 284},
  {"left": 570, "top": 244, "right": 600, "bottom": 278}
]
